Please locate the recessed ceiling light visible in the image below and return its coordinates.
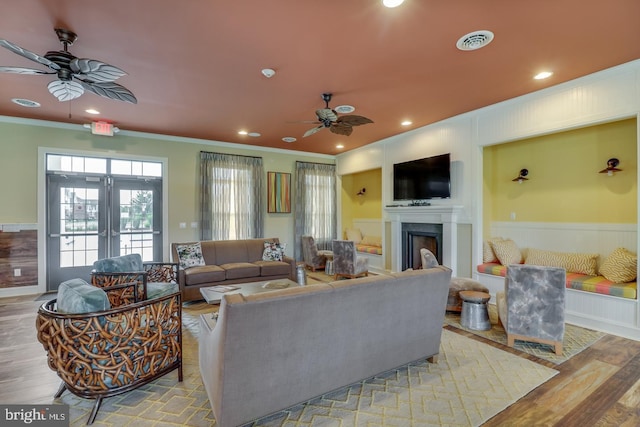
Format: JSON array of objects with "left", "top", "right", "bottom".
[
  {"left": 534, "top": 71, "right": 553, "bottom": 80},
  {"left": 334, "top": 105, "right": 355, "bottom": 114},
  {"left": 11, "top": 98, "right": 40, "bottom": 108},
  {"left": 85, "top": 108, "right": 100, "bottom": 114},
  {"left": 248, "top": 132, "right": 261, "bottom": 137},
  {"left": 336, "top": 144, "right": 344, "bottom": 149},
  {"left": 456, "top": 30, "right": 494, "bottom": 51},
  {"left": 382, "top": 0, "right": 404, "bottom": 7},
  {"left": 282, "top": 137, "right": 297, "bottom": 143},
  {"left": 238, "top": 130, "right": 248, "bottom": 135},
  {"left": 261, "top": 68, "right": 276, "bottom": 78},
  {"left": 401, "top": 120, "right": 412, "bottom": 126}
]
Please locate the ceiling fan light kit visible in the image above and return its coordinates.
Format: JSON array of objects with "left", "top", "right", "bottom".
[
  {"left": 0, "top": 28, "right": 137, "bottom": 104},
  {"left": 302, "top": 93, "right": 373, "bottom": 138}
]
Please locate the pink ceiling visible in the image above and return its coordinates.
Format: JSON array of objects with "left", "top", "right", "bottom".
[{"left": 1, "top": 0, "right": 639, "bottom": 155}]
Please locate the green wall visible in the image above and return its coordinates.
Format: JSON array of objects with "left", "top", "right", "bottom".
[
  {"left": 0, "top": 121, "right": 333, "bottom": 257},
  {"left": 483, "top": 118, "right": 637, "bottom": 233}
]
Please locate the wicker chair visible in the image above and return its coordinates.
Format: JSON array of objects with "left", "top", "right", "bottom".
[
  {"left": 36, "top": 280, "right": 182, "bottom": 425},
  {"left": 90, "top": 254, "right": 179, "bottom": 307}
]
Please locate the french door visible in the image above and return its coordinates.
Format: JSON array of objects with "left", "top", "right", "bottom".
[{"left": 46, "top": 160, "right": 162, "bottom": 291}]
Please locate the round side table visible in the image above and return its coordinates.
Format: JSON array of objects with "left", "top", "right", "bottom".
[{"left": 459, "top": 290, "right": 491, "bottom": 331}]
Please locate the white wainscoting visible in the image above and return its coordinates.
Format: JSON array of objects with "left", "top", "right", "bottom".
[{"left": 473, "top": 221, "right": 640, "bottom": 340}]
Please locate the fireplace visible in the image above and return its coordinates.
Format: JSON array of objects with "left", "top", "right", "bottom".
[{"left": 401, "top": 223, "right": 443, "bottom": 270}]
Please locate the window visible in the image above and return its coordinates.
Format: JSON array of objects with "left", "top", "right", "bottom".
[
  {"left": 294, "top": 162, "right": 337, "bottom": 260},
  {"left": 200, "top": 152, "right": 264, "bottom": 240}
]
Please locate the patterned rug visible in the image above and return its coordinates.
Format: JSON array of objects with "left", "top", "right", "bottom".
[
  {"left": 443, "top": 306, "right": 605, "bottom": 364},
  {"left": 59, "top": 308, "right": 558, "bottom": 426}
]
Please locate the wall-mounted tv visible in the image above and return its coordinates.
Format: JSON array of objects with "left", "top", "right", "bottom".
[{"left": 393, "top": 153, "right": 451, "bottom": 200}]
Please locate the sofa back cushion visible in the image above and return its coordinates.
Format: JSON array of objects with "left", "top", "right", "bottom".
[{"left": 93, "top": 253, "right": 143, "bottom": 272}]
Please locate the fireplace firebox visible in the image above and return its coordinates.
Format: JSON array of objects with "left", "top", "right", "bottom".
[{"left": 401, "top": 223, "right": 443, "bottom": 270}]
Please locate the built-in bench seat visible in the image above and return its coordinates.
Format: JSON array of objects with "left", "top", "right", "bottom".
[
  {"left": 355, "top": 244, "right": 383, "bottom": 255},
  {"left": 477, "top": 262, "right": 637, "bottom": 299}
]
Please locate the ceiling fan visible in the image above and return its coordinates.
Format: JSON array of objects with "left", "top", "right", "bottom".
[
  {"left": 0, "top": 28, "right": 136, "bottom": 103},
  {"left": 303, "top": 93, "right": 373, "bottom": 137}
]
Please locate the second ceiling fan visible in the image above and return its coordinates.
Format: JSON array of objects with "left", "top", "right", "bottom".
[{"left": 303, "top": 93, "right": 373, "bottom": 138}]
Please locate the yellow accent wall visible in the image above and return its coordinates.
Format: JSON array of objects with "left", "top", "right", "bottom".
[
  {"left": 340, "top": 168, "right": 382, "bottom": 235},
  {"left": 483, "top": 118, "right": 637, "bottom": 231}
]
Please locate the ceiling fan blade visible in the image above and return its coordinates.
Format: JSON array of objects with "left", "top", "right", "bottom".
[
  {"left": 337, "top": 114, "right": 373, "bottom": 126},
  {"left": 78, "top": 80, "right": 137, "bottom": 104},
  {"left": 0, "top": 39, "right": 60, "bottom": 70},
  {"left": 48, "top": 80, "right": 84, "bottom": 101},
  {"left": 316, "top": 108, "right": 338, "bottom": 122},
  {"left": 0, "top": 66, "right": 55, "bottom": 75},
  {"left": 70, "top": 58, "right": 127, "bottom": 82},
  {"left": 330, "top": 122, "right": 353, "bottom": 136},
  {"left": 303, "top": 125, "right": 324, "bottom": 138}
]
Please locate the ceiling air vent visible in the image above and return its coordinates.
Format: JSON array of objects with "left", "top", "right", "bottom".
[
  {"left": 456, "top": 30, "right": 494, "bottom": 51},
  {"left": 11, "top": 98, "right": 41, "bottom": 108}
]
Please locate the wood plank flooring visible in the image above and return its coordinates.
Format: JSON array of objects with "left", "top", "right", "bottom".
[{"left": 2, "top": 293, "right": 639, "bottom": 426}]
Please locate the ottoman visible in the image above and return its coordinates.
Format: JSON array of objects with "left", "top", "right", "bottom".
[{"left": 447, "top": 277, "right": 489, "bottom": 312}]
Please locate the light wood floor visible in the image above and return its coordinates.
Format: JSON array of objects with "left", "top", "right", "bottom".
[{"left": 2, "top": 293, "right": 639, "bottom": 426}]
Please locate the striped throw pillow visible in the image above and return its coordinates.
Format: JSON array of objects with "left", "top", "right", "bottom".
[{"left": 599, "top": 248, "right": 637, "bottom": 283}]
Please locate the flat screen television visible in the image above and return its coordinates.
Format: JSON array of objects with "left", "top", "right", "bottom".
[{"left": 393, "top": 153, "right": 451, "bottom": 200}]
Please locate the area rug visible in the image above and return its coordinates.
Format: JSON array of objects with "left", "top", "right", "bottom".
[
  {"left": 59, "top": 309, "right": 558, "bottom": 426},
  {"left": 444, "top": 307, "right": 605, "bottom": 365}
]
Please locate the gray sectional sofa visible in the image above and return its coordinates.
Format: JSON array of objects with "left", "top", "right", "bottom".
[
  {"left": 198, "top": 265, "right": 452, "bottom": 427},
  {"left": 171, "top": 238, "right": 296, "bottom": 302}
]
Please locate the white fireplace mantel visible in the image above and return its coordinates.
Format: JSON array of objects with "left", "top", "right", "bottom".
[{"left": 384, "top": 205, "right": 468, "bottom": 275}]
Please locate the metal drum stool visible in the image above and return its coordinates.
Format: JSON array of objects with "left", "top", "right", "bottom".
[{"left": 459, "top": 290, "right": 491, "bottom": 331}]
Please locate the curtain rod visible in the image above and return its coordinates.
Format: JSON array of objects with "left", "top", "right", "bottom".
[{"left": 200, "top": 150, "right": 262, "bottom": 160}]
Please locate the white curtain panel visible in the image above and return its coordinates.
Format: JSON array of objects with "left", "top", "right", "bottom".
[
  {"left": 199, "top": 152, "right": 264, "bottom": 240},
  {"left": 294, "top": 161, "right": 337, "bottom": 261}
]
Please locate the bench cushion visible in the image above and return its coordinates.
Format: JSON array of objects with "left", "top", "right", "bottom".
[
  {"left": 355, "top": 244, "right": 382, "bottom": 255},
  {"left": 477, "top": 263, "right": 637, "bottom": 299}
]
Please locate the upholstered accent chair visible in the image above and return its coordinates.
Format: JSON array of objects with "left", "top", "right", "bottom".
[
  {"left": 91, "top": 253, "right": 179, "bottom": 307},
  {"left": 36, "top": 278, "right": 182, "bottom": 425},
  {"left": 496, "top": 264, "right": 566, "bottom": 355},
  {"left": 332, "top": 239, "right": 369, "bottom": 280},
  {"left": 301, "top": 235, "right": 333, "bottom": 271}
]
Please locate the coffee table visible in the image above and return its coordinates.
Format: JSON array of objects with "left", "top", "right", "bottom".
[{"left": 200, "top": 278, "right": 300, "bottom": 304}]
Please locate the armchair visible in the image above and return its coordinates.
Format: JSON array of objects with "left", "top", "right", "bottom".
[
  {"left": 496, "top": 264, "right": 566, "bottom": 355},
  {"left": 91, "top": 253, "right": 178, "bottom": 307},
  {"left": 301, "top": 235, "right": 333, "bottom": 271},
  {"left": 36, "top": 278, "right": 182, "bottom": 425},
  {"left": 332, "top": 239, "right": 369, "bottom": 280}
]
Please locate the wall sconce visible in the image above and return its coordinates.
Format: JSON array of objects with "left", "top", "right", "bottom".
[
  {"left": 512, "top": 169, "right": 529, "bottom": 184},
  {"left": 356, "top": 188, "right": 366, "bottom": 196},
  {"left": 599, "top": 158, "right": 622, "bottom": 176}
]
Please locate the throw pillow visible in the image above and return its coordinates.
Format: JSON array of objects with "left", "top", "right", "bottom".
[
  {"left": 526, "top": 248, "right": 598, "bottom": 275},
  {"left": 263, "top": 241, "right": 287, "bottom": 261},
  {"left": 420, "top": 248, "right": 439, "bottom": 269},
  {"left": 176, "top": 242, "right": 206, "bottom": 269},
  {"left": 599, "top": 247, "right": 637, "bottom": 283},
  {"left": 345, "top": 228, "right": 363, "bottom": 243},
  {"left": 482, "top": 237, "right": 503, "bottom": 263},
  {"left": 490, "top": 239, "right": 523, "bottom": 265},
  {"left": 57, "top": 278, "right": 111, "bottom": 314},
  {"left": 360, "top": 235, "right": 382, "bottom": 247}
]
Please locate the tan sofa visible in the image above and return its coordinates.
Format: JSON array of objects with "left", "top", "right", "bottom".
[
  {"left": 171, "top": 238, "right": 295, "bottom": 302},
  {"left": 198, "top": 266, "right": 452, "bottom": 427}
]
